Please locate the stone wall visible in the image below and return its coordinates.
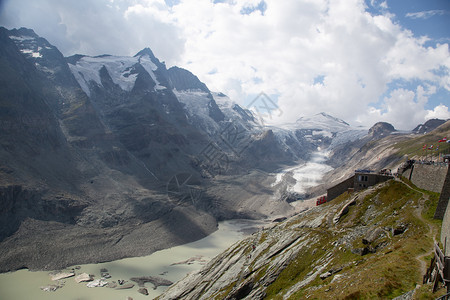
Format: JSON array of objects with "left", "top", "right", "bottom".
[
  {"left": 408, "top": 163, "right": 448, "bottom": 193},
  {"left": 327, "top": 176, "right": 354, "bottom": 201},
  {"left": 402, "top": 167, "right": 412, "bottom": 181},
  {"left": 435, "top": 166, "right": 450, "bottom": 220}
]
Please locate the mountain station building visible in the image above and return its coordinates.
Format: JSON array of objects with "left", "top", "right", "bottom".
[{"left": 327, "top": 169, "right": 394, "bottom": 201}]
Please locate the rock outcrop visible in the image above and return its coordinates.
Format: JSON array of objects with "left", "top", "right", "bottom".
[
  {"left": 412, "top": 118, "right": 447, "bottom": 134},
  {"left": 368, "top": 122, "right": 396, "bottom": 138},
  {"left": 0, "top": 26, "right": 298, "bottom": 272},
  {"left": 158, "top": 180, "right": 439, "bottom": 299},
  {"left": 74, "top": 273, "right": 93, "bottom": 283}
]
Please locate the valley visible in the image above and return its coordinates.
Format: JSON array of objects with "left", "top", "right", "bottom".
[
  {"left": 0, "top": 26, "right": 374, "bottom": 273},
  {"left": 0, "top": 25, "right": 449, "bottom": 299}
]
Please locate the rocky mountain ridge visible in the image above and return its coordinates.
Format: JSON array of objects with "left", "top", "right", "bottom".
[
  {"left": 158, "top": 179, "right": 441, "bottom": 299},
  {"left": 0, "top": 26, "right": 443, "bottom": 274},
  {"left": 0, "top": 27, "right": 358, "bottom": 272},
  {"left": 412, "top": 118, "right": 448, "bottom": 134}
]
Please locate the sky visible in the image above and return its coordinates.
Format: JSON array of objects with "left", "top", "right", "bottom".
[{"left": 0, "top": 0, "right": 449, "bottom": 130}]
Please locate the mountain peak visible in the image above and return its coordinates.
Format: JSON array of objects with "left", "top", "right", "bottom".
[
  {"left": 368, "top": 122, "right": 396, "bottom": 137},
  {"left": 134, "top": 47, "right": 156, "bottom": 59},
  {"left": 294, "top": 112, "right": 350, "bottom": 131},
  {"left": 412, "top": 118, "right": 447, "bottom": 134},
  {"left": 316, "top": 112, "right": 349, "bottom": 126},
  {"left": 9, "top": 27, "right": 39, "bottom": 39}
]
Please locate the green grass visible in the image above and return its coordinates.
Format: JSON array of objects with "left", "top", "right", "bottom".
[
  {"left": 262, "top": 181, "right": 444, "bottom": 299},
  {"left": 393, "top": 122, "right": 450, "bottom": 158},
  {"left": 399, "top": 176, "right": 443, "bottom": 237},
  {"left": 264, "top": 231, "right": 331, "bottom": 299},
  {"left": 199, "top": 179, "right": 446, "bottom": 300}
]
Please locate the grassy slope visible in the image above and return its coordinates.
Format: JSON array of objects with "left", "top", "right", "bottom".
[
  {"left": 158, "top": 122, "right": 449, "bottom": 300},
  {"left": 245, "top": 123, "right": 450, "bottom": 299},
  {"left": 264, "top": 180, "right": 444, "bottom": 299},
  {"left": 394, "top": 121, "right": 450, "bottom": 159}
]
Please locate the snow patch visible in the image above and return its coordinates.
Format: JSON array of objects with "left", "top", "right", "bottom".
[
  {"left": 280, "top": 112, "right": 350, "bottom": 133},
  {"left": 328, "top": 129, "right": 367, "bottom": 149},
  {"left": 174, "top": 90, "right": 219, "bottom": 134},
  {"left": 68, "top": 54, "right": 165, "bottom": 96},
  {"left": 313, "top": 130, "right": 332, "bottom": 138},
  {"left": 9, "top": 35, "right": 35, "bottom": 41},
  {"left": 212, "top": 92, "right": 235, "bottom": 109},
  {"left": 139, "top": 54, "right": 165, "bottom": 90},
  {"left": 19, "top": 48, "right": 42, "bottom": 58}
]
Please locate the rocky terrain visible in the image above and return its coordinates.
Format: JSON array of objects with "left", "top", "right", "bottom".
[
  {"left": 0, "top": 27, "right": 365, "bottom": 272},
  {"left": 158, "top": 179, "right": 442, "bottom": 299},
  {"left": 156, "top": 121, "right": 450, "bottom": 299},
  {"left": 413, "top": 119, "right": 448, "bottom": 134},
  {"left": 0, "top": 25, "right": 448, "bottom": 278}
]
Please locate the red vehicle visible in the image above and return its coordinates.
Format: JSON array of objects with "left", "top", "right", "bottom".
[{"left": 316, "top": 195, "right": 327, "bottom": 206}]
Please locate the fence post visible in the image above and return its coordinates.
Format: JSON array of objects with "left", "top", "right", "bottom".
[{"left": 446, "top": 256, "right": 450, "bottom": 293}]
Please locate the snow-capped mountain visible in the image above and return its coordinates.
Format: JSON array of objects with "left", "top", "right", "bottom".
[
  {"left": 278, "top": 112, "right": 367, "bottom": 151},
  {"left": 67, "top": 48, "right": 168, "bottom": 96},
  {"left": 295, "top": 112, "right": 350, "bottom": 130},
  {"left": 6, "top": 26, "right": 369, "bottom": 173},
  {"left": 0, "top": 26, "right": 376, "bottom": 272}
]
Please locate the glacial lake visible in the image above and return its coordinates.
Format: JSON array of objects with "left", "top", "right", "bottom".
[{"left": 0, "top": 219, "right": 266, "bottom": 300}]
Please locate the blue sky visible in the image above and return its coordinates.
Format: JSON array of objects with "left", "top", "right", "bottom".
[
  {"left": 369, "top": 0, "right": 450, "bottom": 109},
  {"left": 0, "top": 0, "right": 449, "bottom": 129},
  {"left": 366, "top": 0, "right": 450, "bottom": 113},
  {"left": 386, "top": 0, "right": 449, "bottom": 43}
]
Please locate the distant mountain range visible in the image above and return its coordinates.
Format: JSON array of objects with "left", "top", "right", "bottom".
[
  {"left": 0, "top": 26, "right": 446, "bottom": 272},
  {"left": 412, "top": 119, "right": 448, "bottom": 134}
]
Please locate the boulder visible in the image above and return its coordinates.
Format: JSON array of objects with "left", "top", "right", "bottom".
[
  {"left": 86, "top": 279, "right": 107, "bottom": 288},
  {"left": 40, "top": 284, "right": 62, "bottom": 292},
  {"left": 138, "top": 287, "right": 149, "bottom": 295},
  {"left": 320, "top": 271, "right": 332, "bottom": 280},
  {"left": 130, "top": 276, "right": 173, "bottom": 289},
  {"left": 333, "top": 197, "right": 357, "bottom": 224},
  {"left": 392, "top": 224, "right": 408, "bottom": 236},
  {"left": 115, "top": 283, "right": 135, "bottom": 289},
  {"left": 362, "top": 227, "right": 385, "bottom": 244},
  {"left": 331, "top": 274, "right": 344, "bottom": 284},
  {"left": 74, "top": 273, "right": 93, "bottom": 283},
  {"left": 351, "top": 247, "right": 369, "bottom": 256},
  {"left": 320, "top": 266, "right": 343, "bottom": 280},
  {"left": 51, "top": 272, "right": 75, "bottom": 281}
]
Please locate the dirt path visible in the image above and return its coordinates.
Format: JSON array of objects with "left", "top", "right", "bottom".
[
  {"left": 415, "top": 194, "right": 434, "bottom": 276},
  {"left": 396, "top": 178, "right": 436, "bottom": 277}
]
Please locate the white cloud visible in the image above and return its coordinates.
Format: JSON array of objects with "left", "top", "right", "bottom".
[
  {"left": 406, "top": 10, "right": 447, "bottom": 20},
  {"left": 163, "top": 0, "right": 449, "bottom": 129},
  {"left": 0, "top": 0, "right": 185, "bottom": 62},
  {"left": 355, "top": 85, "right": 450, "bottom": 130},
  {"left": 0, "top": 0, "right": 449, "bottom": 130},
  {"left": 425, "top": 104, "right": 450, "bottom": 121}
]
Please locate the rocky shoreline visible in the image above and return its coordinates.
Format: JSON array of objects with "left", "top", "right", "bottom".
[
  {"left": 0, "top": 219, "right": 270, "bottom": 299},
  {"left": 40, "top": 267, "right": 173, "bottom": 297},
  {"left": 0, "top": 206, "right": 219, "bottom": 273}
]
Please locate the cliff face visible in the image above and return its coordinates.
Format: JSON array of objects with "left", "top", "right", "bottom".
[
  {"left": 0, "top": 26, "right": 374, "bottom": 272},
  {"left": 158, "top": 180, "right": 441, "bottom": 299}
]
